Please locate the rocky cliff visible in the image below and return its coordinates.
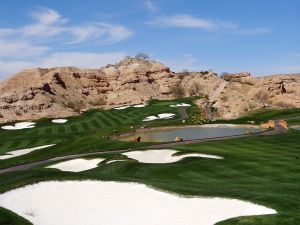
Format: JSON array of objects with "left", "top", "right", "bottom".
[{"left": 0, "top": 58, "right": 299, "bottom": 123}]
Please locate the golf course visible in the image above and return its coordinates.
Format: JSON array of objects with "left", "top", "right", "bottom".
[{"left": 0, "top": 97, "right": 299, "bottom": 224}]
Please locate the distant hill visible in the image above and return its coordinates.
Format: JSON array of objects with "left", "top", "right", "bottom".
[{"left": 0, "top": 58, "right": 299, "bottom": 123}]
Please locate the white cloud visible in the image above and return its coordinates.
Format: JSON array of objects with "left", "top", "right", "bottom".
[
  {"left": 148, "top": 14, "right": 237, "bottom": 30},
  {"left": 161, "top": 54, "right": 211, "bottom": 72},
  {"left": 40, "top": 52, "right": 126, "bottom": 68},
  {"left": 0, "top": 40, "right": 49, "bottom": 58},
  {"left": 0, "top": 7, "right": 133, "bottom": 79},
  {"left": 0, "top": 52, "right": 127, "bottom": 78},
  {"left": 146, "top": 1, "right": 158, "bottom": 13},
  {"left": 148, "top": 14, "right": 270, "bottom": 35},
  {"left": 0, "top": 60, "right": 35, "bottom": 77},
  {"left": 0, "top": 7, "right": 133, "bottom": 44},
  {"left": 236, "top": 28, "right": 271, "bottom": 35}
]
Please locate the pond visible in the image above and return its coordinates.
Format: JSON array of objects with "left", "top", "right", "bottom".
[{"left": 118, "top": 125, "right": 264, "bottom": 142}]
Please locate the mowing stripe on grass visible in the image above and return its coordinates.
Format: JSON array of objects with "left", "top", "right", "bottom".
[
  {"left": 70, "top": 125, "right": 79, "bottom": 133},
  {"left": 99, "top": 112, "right": 118, "bottom": 126},
  {"left": 96, "top": 113, "right": 112, "bottom": 127},
  {"left": 88, "top": 119, "right": 102, "bottom": 129},
  {"left": 104, "top": 112, "right": 124, "bottom": 125},
  {"left": 58, "top": 126, "right": 66, "bottom": 134},
  {"left": 80, "top": 122, "right": 92, "bottom": 131},
  {"left": 45, "top": 128, "right": 52, "bottom": 135}
]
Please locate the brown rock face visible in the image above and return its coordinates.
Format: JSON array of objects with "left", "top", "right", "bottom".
[{"left": 0, "top": 58, "right": 299, "bottom": 123}]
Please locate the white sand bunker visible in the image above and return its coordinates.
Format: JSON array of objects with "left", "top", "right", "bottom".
[
  {"left": 143, "top": 113, "right": 175, "bottom": 121},
  {"left": 1, "top": 122, "right": 36, "bottom": 130},
  {"left": 114, "top": 104, "right": 147, "bottom": 110},
  {"left": 133, "top": 104, "right": 147, "bottom": 108},
  {"left": 106, "top": 159, "right": 129, "bottom": 164},
  {"left": 114, "top": 105, "right": 131, "bottom": 110},
  {"left": 0, "top": 181, "right": 276, "bottom": 225},
  {"left": 47, "top": 158, "right": 104, "bottom": 172},
  {"left": 0, "top": 144, "right": 56, "bottom": 160},
  {"left": 170, "top": 103, "right": 191, "bottom": 107},
  {"left": 52, "top": 119, "right": 68, "bottom": 123},
  {"left": 123, "top": 149, "right": 223, "bottom": 164}
]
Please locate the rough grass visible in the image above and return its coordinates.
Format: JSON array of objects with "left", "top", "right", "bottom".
[
  {"left": 0, "top": 99, "right": 299, "bottom": 225},
  {"left": 213, "top": 108, "right": 300, "bottom": 125}
]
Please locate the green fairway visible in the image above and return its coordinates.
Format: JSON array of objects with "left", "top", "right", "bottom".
[{"left": 0, "top": 98, "right": 299, "bottom": 225}]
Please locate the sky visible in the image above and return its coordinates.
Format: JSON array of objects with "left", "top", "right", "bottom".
[{"left": 0, "top": 0, "right": 299, "bottom": 79}]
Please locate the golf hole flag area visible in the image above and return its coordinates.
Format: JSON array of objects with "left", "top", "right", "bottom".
[{"left": 0, "top": 181, "right": 276, "bottom": 225}]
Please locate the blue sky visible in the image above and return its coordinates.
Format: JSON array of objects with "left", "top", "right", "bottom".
[{"left": 0, "top": 0, "right": 299, "bottom": 79}]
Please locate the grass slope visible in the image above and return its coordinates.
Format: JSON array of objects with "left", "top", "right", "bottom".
[{"left": 0, "top": 98, "right": 299, "bottom": 225}]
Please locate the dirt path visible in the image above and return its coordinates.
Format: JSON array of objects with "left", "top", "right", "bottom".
[{"left": 0, "top": 121, "right": 287, "bottom": 174}]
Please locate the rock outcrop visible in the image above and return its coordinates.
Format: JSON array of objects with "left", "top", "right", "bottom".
[{"left": 0, "top": 58, "right": 299, "bottom": 123}]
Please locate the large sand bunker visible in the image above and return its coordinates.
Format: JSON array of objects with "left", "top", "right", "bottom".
[
  {"left": 1, "top": 122, "right": 36, "bottom": 130},
  {"left": 0, "top": 144, "right": 56, "bottom": 160},
  {"left": 123, "top": 149, "right": 223, "bottom": 163},
  {"left": 0, "top": 181, "right": 276, "bottom": 225},
  {"left": 47, "top": 158, "right": 104, "bottom": 172}
]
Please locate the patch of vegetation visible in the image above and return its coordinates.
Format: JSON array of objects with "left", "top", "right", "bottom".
[
  {"left": 0, "top": 130, "right": 300, "bottom": 224},
  {"left": 170, "top": 83, "right": 185, "bottom": 98},
  {"left": 88, "top": 96, "right": 107, "bottom": 106},
  {"left": 220, "top": 96, "right": 228, "bottom": 102},
  {"left": 188, "top": 82, "right": 203, "bottom": 96},
  {"left": 0, "top": 98, "right": 299, "bottom": 225}
]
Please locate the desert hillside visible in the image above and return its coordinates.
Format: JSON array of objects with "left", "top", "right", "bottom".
[{"left": 0, "top": 58, "right": 299, "bottom": 123}]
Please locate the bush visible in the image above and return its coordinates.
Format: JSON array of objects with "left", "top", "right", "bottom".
[
  {"left": 221, "top": 96, "right": 228, "bottom": 102},
  {"left": 89, "top": 96, "right": 106, "bottom": 106},
  {"left": 66, "top": 100, "right": 85, "bottom": 113},
  {"left": 170, "top": 83, "right": 185, "bottom": 98},
  {"left": 177, "top": 69, "right": 189, "bottom": 79},
  {"left": 135, "top": 52, "right": 150, "bottom": 60},
  {"left": 15, "top": 110, "right": 22, "bottom": 116},
  {"left": 274, "top": 101, "right": 294, "bottom": 108},
  {"left": 188, "top": 82, "right": 202, "bottom": 96},
  {"left": 254, "top": 90, "right": 270, "bottom": 108}
]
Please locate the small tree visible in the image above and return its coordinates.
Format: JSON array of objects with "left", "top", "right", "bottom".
[
  {"left": 170, "top": 83, "right": 185, "bottom": 98},
  {"left": 135, "top": 52, "right": 150, "bottom": 60},
  {"left": 254, "top": 90, "right": 270, "bottom": 108}
]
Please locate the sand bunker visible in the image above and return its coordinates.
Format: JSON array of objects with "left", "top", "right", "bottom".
[
  {"left": 0, "top": 144, "right": 56, "bottom": 160},
  {"left": 114, "top": 106, "right": 131, "bottom": 110},
  {"left": 0, "top": 181, "right": 276, "bottom": 225},
  {"left": 1, "top": 122, "right": 36, "bottom": 130},
  {"left": 170, "top": 103, "right": 191, "bottom": 107},
  {"left": 133, "top": 104, "right": 147, "bottom": 108},
  {"left": 52, "top": 119, "right": 68, "bottom": 123},
  {"left": 143, "top": 113, "right": 175, "bottom": 121},
  {"left": 114, "top": 104, "right": 147, "bottom": 110},
  {"left": 123, "top": 149, "right": 223, "bottom": 163},
  {"left": 47, "top": 158, "right": 104, "bottom": 172},
  {"left": 106, "top": 159, "right": 129, "bottom": 164}
]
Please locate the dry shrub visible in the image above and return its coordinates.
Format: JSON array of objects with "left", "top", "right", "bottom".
[
  {"left": 254, "top": 90, "right": 270, "bottom": 107},
  {"left": 188, "top": 82, "right": 203, "bottom": 96},
  {"left": 274, "top": 101, "right": 294, "bottom": 108},
  {"left": 66, "top": 100, "right": 85, "bottom": 113},
  {"left": 89, "top": 96, "right": 106, "bottom": 106},
  {"left": 170, "top": 83, "right": 185, "bottom": 98}
]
